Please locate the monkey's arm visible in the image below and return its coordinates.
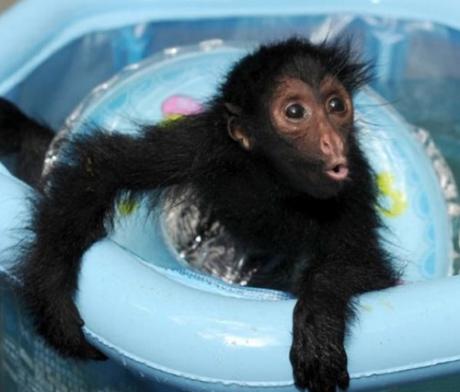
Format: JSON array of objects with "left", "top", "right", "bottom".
[
  {"left": 290, "top": 210, "right": 398, "bottom": 392},
  {"left": 19, "top": 120, "right": 212, "bottom": 359}
]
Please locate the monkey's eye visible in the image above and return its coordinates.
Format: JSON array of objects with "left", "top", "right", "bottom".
[
  {"left": 284, "top": 103, "right": 308, "bottom": 121},
  {"left": 327, "top": 96, "right": 346, "bottom": 113}
]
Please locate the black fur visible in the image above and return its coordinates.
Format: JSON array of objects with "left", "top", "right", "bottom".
[
  {"left": 0, "top": 98, "right": 53, "bottom": 187},
  {"left": 1, "top": 38, "right": 397, "bottom": 392}
]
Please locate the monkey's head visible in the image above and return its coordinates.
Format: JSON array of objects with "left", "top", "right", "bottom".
[{"left": 220, "top": 38, "right": 371, "bottom": 199}]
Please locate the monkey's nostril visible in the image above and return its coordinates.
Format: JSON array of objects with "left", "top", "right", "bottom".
[{"left": 320, "top": 138, "right": 331, "bottom": 155}]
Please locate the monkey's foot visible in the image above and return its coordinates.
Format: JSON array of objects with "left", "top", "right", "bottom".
[
  {"left": 290, "top": 302, "right": 350, "bottom": 392},
  {"left": 31, "top": 296, "right": 107, "bottom": 360}
]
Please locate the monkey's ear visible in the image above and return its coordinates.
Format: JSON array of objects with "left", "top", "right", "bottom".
[
  {"left": 224, "top": 103, "right": 253, "bottom": 151},
  {"left": 227, "top": 120, "right": 253, "bottom": 151}
]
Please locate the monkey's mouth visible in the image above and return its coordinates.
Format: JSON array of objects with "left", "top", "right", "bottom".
[
  {"left": 301, "top": 160, "right": 350, "bottom": 199},
  {"left": 270, "top": 155, "right": 350, "bottom": 198},
  {"left": 324, "top": 161, "right": 349, "bottom": 181}
]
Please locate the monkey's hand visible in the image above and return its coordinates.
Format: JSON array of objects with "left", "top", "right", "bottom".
[
  {"left": 22, "top": 283, "right": 107, "bottom": 360},
  {"left": 18, "top": 171, "right": 111, "bottom": 360},
  {"left": 290, "top": 295, "right": 350, "bottom": 392}
]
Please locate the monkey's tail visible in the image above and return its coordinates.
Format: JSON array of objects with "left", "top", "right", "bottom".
[{"left": 0, "top": 98, "right": 54, "bottom": 187}]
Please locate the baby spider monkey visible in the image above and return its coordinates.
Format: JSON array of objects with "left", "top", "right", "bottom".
[{"left": 0, "top": 38, "right": 398, "bottom": 392}]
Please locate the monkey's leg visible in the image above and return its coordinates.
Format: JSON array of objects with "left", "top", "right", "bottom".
[
  {"left": 0, "top": 98, "right": 54, "bottom": 187},
  {"left": 290, "top": 226, "right": 397, "bottom": 392},
  {"left": 19, "top": 122, "right": 211, "bottom": 359}
]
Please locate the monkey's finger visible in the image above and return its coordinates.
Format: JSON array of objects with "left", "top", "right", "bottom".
[
  {"left": 307, "top": 380, "right": 336, "bottom": 392},
  {"left": 75, "top": 330, "right": 108, "bottom": 361},
  {"left": 337, "top": 369, "right": 350, "bottom": 390},
  {"left": 79, "top": 341, "right": 108, "bottom": 361}
]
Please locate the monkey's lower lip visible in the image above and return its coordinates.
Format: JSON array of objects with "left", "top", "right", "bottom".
[{"left": 325, "top": 164, "right": 349, "bottom": 181}]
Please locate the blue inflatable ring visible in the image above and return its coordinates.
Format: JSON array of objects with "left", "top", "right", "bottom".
[{"left": 1, "top": 42, "right": 459, "bottom": 391}]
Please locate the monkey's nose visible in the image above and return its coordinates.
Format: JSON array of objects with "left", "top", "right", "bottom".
[
  {"left": 320, "top": 133, "right": 344, "bottom": 157},
  {"left": 325, "top": 160, "right": 349, "bottom": 181}
]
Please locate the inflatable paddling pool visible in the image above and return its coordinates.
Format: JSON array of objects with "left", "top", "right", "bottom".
[{"left": 1, "top": 2, "right": 460, "bottom": 391}]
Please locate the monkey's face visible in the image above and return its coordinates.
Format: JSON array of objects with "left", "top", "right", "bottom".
[{"left": 263, "top": 76, "right": 354, "bottom": 199}]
